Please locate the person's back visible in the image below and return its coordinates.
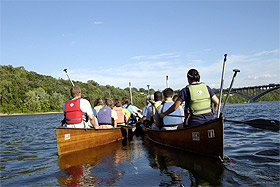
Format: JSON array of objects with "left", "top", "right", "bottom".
[
  {"left": 97, "top": 106, "right": 112, "bottom": 124},
  {"left": 97, "top": 98, "right": 118, "bottom": 128},
  {"left": 155, "top": 88, "right": 184, "bottom": 130},
  {"left": 160, "top": 69, "right": 219, "bottom": 127},
  {"left": 152, "top": 91, "right": 162, "bottom": 122},
  {"left": 63, "top": 86, "right": 99, "bottom": 129},
  {"left": 160, "top": 101, "right": 183, "bottom": 127},
  {"left": 178, "top": 69, "right": 219, "bottom": 126},
  {"left": 113, "top": 100, "right": 128, "bottom": 126}
]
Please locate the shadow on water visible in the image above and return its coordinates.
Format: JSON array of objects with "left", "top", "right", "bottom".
[{"left": 143, "top": 137, "right": 225, "bottom": 186}]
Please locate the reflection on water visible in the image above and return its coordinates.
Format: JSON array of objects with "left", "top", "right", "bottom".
[
  {"left": 144, "top": 138, "right": 224, "bottom": 186},
  {"left": 0, "top": 101, "right": 279, "bottom": 186},
  {"left": 57, "top": 139, "right": 131, "bottom": 186}
]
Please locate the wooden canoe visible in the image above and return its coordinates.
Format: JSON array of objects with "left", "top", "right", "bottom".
[
  {"left": 56, "top": 127, "right": 130, "bottom": 155},
  {"left": 143, "top": 118, "right": 224, "bottom": 160}
]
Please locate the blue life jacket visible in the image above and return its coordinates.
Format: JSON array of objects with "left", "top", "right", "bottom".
[
  {"left": 162, "top": 102, "right": 183, "bottom": 126},
  {"left": 97, "top": 107, "right": 112, "bottom": 124}
]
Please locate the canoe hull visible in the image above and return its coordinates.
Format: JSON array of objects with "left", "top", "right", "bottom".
[
  {"left": 144, "top": 118, "right": 224, "bottom": 159},
  {"left": 56, "top": 127, "right": 128, "bottom": 155}
]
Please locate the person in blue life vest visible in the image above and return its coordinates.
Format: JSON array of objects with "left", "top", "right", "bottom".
[
  {"left": 97, "top": 98, "right": 118, "bottom": 128},
  {"left": 154, "top": 88, "right": 184, "bottom": 130},
  {"left": 63, "top": 86, "right": 99, "bottom": 129},
  {"left": 160, "top": 69, "right": 219, "bottom": 127}
]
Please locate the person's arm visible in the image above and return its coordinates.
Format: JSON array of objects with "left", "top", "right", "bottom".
[
  {"left": 160, "top": 97, "right": 183, "bottom": 118},
  {"left": 113, "top": 119, "right": 117, "bottom": 128},
  {"left": 89, "top": 114, "right": 99, "bottom": 129},
  {"left": 211, "top": 95, "right": 219, "bottom": 113},
  {"left": 112, "top": 110, "right": 118, "bottom": 128}
]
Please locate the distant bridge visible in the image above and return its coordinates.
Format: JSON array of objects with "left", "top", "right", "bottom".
[{"left": 214, "top": 84, "right": 280, "bottom": 103}]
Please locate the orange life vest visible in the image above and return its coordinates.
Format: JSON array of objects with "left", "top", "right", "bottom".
[{"left": 113, "top": 106, "right": 125, "bottom": 124}]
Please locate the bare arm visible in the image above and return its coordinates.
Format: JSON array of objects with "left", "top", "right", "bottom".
[
  {"left": 211, "top": 95, "right": 219, "bottom": 113},
  {"left": 89, "top": 114, "right": 99, "bottom": 129},
  {"left": 160, "top": 97, "right": 183, "bottom": 118},
  {"left": 113, "top": 119, "right": 117, "bottom": 128}
]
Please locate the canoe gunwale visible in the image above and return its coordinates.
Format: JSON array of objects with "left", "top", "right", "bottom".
[
  {"left": 56, "top": 126, "right": 129, "bottom": 155},
  {"left": 143, "top": 118, "right": 224, "bottom": 159}
]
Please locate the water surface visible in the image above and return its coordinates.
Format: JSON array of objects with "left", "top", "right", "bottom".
[{"left": 1, "top": 101, "right": 279, "bottom": 186}]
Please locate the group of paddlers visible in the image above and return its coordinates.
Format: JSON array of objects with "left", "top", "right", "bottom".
[{"left": 62, "top": 69, "right": 220, "bottom": 130}]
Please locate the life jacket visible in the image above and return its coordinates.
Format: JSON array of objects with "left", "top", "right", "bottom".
[
  {"left": 187, "top": 83, "right": 211, "bottom": 115},
  {"left": 97, "top": 107, "right": 112, "bottom": 124},
  {"left": 64, "top": 98, "right": 83, "bottom": 124},
  {"left": 152, "top": 101, "right": 162, "bottom": 122},
  {"left": 113, "top": 107, "right": 125, "bottom": 124},
  {"left": 123, "top": 104, "right": 134, "bottom": 115},
  {"left": 161, "top": 102, "right": 183, "bottom": 126}
]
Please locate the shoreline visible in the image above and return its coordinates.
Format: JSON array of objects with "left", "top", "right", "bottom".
[{"left": 0, "top": 112, "right": 63, "bottom": 116}]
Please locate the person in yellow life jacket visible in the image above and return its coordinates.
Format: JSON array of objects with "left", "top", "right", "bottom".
[
  {"left": 152, "top": 91, "right": 162, "bottom": 121},
  {"left": 93, "top": 98, "right": 103, "bottom": 115},
  {"left": 63, "top": 86, "right": 99, "bottom": 129},
  {"left": 160, "top": 69, "right": 219, "bottom": 127},
  {"left": 113, "top": 99, "right": 129, "bottom": 127},
  {"left": 149, "top": 91, "right": 162, "bottom": 129}
]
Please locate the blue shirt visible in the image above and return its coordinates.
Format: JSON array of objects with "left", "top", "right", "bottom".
[
  {"left": 92, "top": 108, "right": 97, "bottom": 117},
  {"left": 123, "top": 104, "right": 134, "bottom": 115}
]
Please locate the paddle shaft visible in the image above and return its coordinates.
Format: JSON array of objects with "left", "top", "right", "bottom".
[
  {"left": 129, "top": 82, "right": 133, "bottom": 105},
  {"left": 217, "top": 54, "right": 227, "bottom": 118},
  {"left": 63, "top": 69, "right": 74, "bottom": 86},
  {"left": 220, "top": 69, "right": 240, "bottom": 117}
]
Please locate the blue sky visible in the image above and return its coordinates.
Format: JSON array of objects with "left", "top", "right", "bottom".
[{"left": 1, "top": 0, "right": 279, "bottom": 90}]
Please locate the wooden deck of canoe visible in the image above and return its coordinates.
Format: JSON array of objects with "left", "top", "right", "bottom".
[
  {"left": 56, "top": 127, "right": 132, "bottom": 155},
  {"left": 143, "top": 118, "right": 224, "bottom": 160}
]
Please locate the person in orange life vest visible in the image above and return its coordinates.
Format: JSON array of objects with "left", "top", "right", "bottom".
[
  {"left": 113, "top": 99, "right": 129, "bottom": 126},
  {"left": 97, "top": 98, "right": 118, "bottom": 129},
  {"left": 63, "top": 86, "right": 99, "bottom": 129}
]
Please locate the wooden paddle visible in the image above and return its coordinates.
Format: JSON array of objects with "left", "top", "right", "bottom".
[{"left": 225, "top": 119, "right": 280, "bottom": 131}]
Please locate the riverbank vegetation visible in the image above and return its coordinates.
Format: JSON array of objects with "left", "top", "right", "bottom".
[{"left": 1, "top": 65, "right": 279, "bottom": 114}]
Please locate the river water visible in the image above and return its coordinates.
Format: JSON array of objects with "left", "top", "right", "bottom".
[{"left": 1, "top": 101, "right": 279, "bottom": 186}]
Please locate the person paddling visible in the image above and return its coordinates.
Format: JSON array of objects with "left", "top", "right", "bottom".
[{"left": 160, "top": 69, "right": 219, "bottom": 127}]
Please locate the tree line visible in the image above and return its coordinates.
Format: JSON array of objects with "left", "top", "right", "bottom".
[
  {"left": 0, "top": 65, "right": 279, "bottom": 114},
  {"left": 0, "top": 65, "right": 155, "bottom": 114}
]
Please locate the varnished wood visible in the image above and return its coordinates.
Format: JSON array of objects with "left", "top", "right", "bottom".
[
  {"left": 56, "top": 127, "right": 128, "bottom": 155},
  {"left": 144, "top": 118, "right": 224, "bottom": 159}
]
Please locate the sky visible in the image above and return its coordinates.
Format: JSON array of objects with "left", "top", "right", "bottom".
[{"left": 1, "top": 0, "right": 279, "bottom": 91}]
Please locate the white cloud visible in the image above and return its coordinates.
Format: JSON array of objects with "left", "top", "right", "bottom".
[
  {"left": 55, "top": 49, "right": 280, "bottom": 91},
  {"left": 93, "top": 21, "right": 103, "bottom": 24}
]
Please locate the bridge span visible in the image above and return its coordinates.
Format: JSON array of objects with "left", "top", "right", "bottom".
[{"left": 214, "top": 83, "right": 280, "bottom": 103}]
